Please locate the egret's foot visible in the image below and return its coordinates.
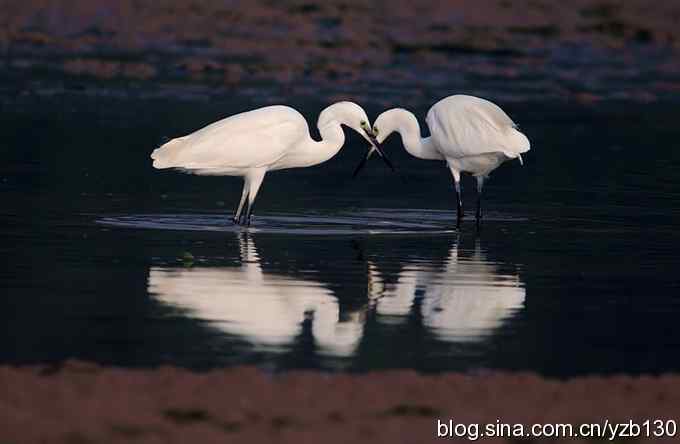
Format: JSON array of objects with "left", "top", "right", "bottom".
[
  {"left": 246, "top": 216, "right": 252, "bottom": 226},
  {"left": 231, "top": 216, "right": 239, "bottom": 225}
]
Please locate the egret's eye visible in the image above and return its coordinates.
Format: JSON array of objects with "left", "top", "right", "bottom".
[
  {"left": 360, "top": 120, "right": 367, "bottom": 127},
  {"left": 373, "top": 127, "right": 379, "bottom": 134}
]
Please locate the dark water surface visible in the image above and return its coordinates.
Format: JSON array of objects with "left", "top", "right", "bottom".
[{"left": 2, "top": 93, "right": 680, "bottom": 377}]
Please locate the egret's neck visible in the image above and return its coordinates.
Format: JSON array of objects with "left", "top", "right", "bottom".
[
  {"left": 317, "top": 121, "right": 346, "bottom": 162},
  {"left": 387, "top": 110, "right": 442, "bottom": 160},
  {"left": 297, "top": 121, "right": 345, "bottom": 167},
  {"left": 319, "top": 121, "right": 346, "bottom": 148}
]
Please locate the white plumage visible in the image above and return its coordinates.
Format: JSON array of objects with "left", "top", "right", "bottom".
[
  {"left": 426, "top": 95, "right": 529, "bottom": 160},
  {"left": 152, "top": 106, "right": 307, "bottom": 174},
  {"left": 151, "top": 102, "right": 378, "bottom": 225},
  {"left": 370, "top": 95, "right": 531, "bottom": 225}
]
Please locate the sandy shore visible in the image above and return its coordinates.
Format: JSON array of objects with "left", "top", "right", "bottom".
[
  {"left": 1, "top": 361, "right": 679, "bottom": 443},
  {"left": 2, "top": 0, "right": 680, "bottom": 102}
]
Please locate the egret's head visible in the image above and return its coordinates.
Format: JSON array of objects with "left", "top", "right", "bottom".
[
  {"left": 372, "top": 109, "right": 405, "bottom": 144},
  {"left": 318, "top": 101, "right": 373, "bottom": 140},
  {"left": 318, "top": 102, "right": 396, "bottom": 176}
]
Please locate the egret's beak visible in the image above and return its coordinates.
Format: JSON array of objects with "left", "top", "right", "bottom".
[{"left": 353, "top": 128, "right": 396, "bottom": 178}]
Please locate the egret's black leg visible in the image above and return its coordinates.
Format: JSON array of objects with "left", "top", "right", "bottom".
[
  {"left": 475, "top": 176, "right": 485, "bottom": 229},
  {"left": 243, "top": 169, "right": 266, "bottom": 227},
  {"left": 454, "top": 179, "right": 463, "bottom": 228},
  {"left": 245, "top": 201, "right": 255, "bottom": 226},
  {"left": 239, "top": 201, "right": 250, "bottom": 225},
  {"left": 234, "top": 178, "right": 249, "bottom": 225},
  {"left": 448, "top": 166, "right": 463, "bottom": 228}
]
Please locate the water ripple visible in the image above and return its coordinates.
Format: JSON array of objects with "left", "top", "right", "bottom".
[{"left": 96, "top": 209, "right": 527, "bottom": 235}]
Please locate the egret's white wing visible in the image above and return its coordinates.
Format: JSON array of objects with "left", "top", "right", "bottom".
[
  {"left": 426, "top": 95, "right": 530, "bottom": 159},
  {"left": 152, "top": 105, "right": 308, "bottom": 171}
]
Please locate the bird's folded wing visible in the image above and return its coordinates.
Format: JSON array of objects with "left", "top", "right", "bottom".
[
  {"left": 157, "top": 107, "right": 308, "bottom": 170},
  {"left": 427, "top": 103, "right": 529, "bottom": 158}
]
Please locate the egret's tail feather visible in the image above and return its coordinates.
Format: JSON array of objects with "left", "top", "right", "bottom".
[
  {"left": 499, "top": 128, "right": 530, "bottom": 162},
  {"left": 507, "top": 128, "right": 531, "bottom": 154},
  {"left": 150, "top": 136, "right": 189, "bottom": 169}
]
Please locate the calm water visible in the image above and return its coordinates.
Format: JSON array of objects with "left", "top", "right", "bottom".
[{"left": 2, "top": 93, "right": 680, "bottom": 377}]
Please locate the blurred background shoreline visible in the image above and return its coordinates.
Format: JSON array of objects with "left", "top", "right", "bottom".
[{"left": 2, "top": 0, "right": 680, "bottom": 104}]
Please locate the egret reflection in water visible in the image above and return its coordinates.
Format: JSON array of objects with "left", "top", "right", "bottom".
[
  {"left": 147, "top": 233, "right": 525, "bottom": 361},
  {"left": 147, "top": 234, "right": 364, "bottom": 356},
  {"left": 367, "top": 238, "right": 526, "bottom": 342}
]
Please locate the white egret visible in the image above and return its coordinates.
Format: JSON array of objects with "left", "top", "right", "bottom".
[
  {"left": 151, "top": 102, "right": 393, "bottom": 225},
  {"left": 358, "top": 95, "right": 530, "bottom": 226}
]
